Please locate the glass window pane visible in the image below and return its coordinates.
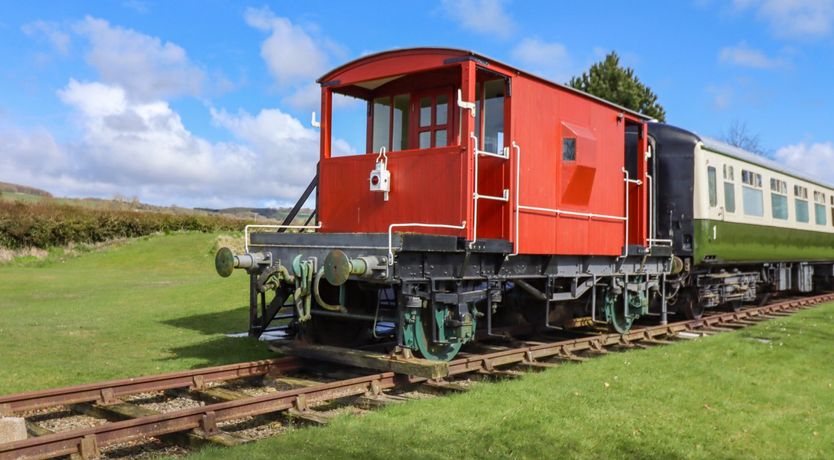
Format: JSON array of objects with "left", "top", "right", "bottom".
[
  {"left": 419, "top": 131, "right": 431, "bottom": 149},
  {"left": 815, "top": 203, "right": 827, "bottom": 225},
  {"left": 372, "top": 97, "right": 391, "bottom": 152},
  {"left": 482, "top": 79, "right": 505, "bottom": 154},
  {"left": 435, "top": 129, "right": 447, "bottom": 147},
  {"left": 563, "top": 138, "right": 576, "bottom": 161},
  {"left": 420, "top": 97, "right": 432, "bottom": 127},
  {"left": 708, "top": 167, "right": 717, "bottom": 207},
  {"left": 392, "top": 94, "right": 410, "bottom": 151},
  {"left": 742, "top": 186, "right": 763, "bottom": 216},
  {"left": 771, "top": 194, "right": 788, "bottom": 220},
  {"left": 436, "top": 95, "right": 448, "bottom": 125},
  {"left": 724, "top": 182, "right": 735, "bottom": 212},
  {"left": 796, "top": 199, "right": 809, "bottom": 223}
]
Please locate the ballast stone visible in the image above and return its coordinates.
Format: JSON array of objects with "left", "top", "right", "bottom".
[{"left": 0, "top": 417, "right": 27, "bottom": 443}]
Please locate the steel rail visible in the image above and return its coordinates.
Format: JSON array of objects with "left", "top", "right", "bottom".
[
  {"left": 441, "top": 293, "right": 834, "bottom": 376},
  {"left": 2, "top": 293, "right": 831, "bottom": 459},
  {"left": 0, "top": 357, "right": 303, "bottom": 415},
  {"left": 0, "top": 373, "right": 398, "bottom": 460}
]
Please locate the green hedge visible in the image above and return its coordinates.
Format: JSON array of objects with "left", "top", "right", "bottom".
[{"left": 0, "top": 201, "right": 246, "bottom": 249}]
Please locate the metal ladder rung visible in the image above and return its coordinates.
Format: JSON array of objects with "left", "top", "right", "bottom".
[
  {"left": 474, "top": 190, "right": 510, "bottom": 202},
  {"left": 477, "top": 149, "right": 509, "bottom": 160}
]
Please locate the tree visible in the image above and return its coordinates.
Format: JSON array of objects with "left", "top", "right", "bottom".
[
  {"left": 568, "top": 52, "right": 666, "bottom": 122},
  {"left": 721, "top": 120, "right": 764, "bottom": 155}
]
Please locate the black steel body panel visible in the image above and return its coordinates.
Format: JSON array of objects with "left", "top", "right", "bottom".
[
  {"left": 648, "top": 123, "right": 699, "bottom": 258},
  {"left": 248, "top": 231, "right": 670, "bottom": 283}
]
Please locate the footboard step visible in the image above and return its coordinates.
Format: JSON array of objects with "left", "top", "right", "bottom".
[{"left": 283, "top": 343, "right": 450, "bottom": 379}]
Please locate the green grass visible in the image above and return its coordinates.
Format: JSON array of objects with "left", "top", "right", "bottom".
[
  {"left": 0, "top": 232, "right": 270, "bottom": 393},
  {"left": 185, "top": 303, "right": 834, "bottom": 460}
]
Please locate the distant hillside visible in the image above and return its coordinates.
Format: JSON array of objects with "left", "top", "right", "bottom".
[
  {"left": 196, "top": 207, "right": 314, "bottom": 222},
  {"left": 0, "top": 182, "right": 52, "bottom": 197},
  {"left": 0, "top": 182, "right": 304, "bottom": 223}
]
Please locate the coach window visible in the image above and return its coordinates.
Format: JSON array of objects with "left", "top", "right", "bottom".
[
  {"left": 741, "top": 170, "right": 763, "bottom": 217},
  {"left": 770, "top": 178, "right": 788, "bottom": 220},
  {"left": 794, "top": 185, "right": 809, "bottom": 223},
  {"left": 723, "top": 165, "right": 736, "bottom": 213},
  {"left": 707, "top": 166, "right": 717, "bottom": 207},
  {"left": 370, "top": 94, "right": 410, "bottom": 152},
  {"left": 830, "top": 196, "right": 834, "bottom": 227},
  {"left": 814, "top": 191, "right": 827, "bottom": 225},
  {"left": 474, "top": 79, "right": 505, "bottom": 154}
]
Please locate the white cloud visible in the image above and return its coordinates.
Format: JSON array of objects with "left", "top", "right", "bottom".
[
  {"left": 719, "top": 42, "right": 787, "bottom": 68},
  {"left": 733, "top": 0, "right": 834, "bottom": 39},
  {"left": 441, "top": 0, "right": 515, "bottom": 39},
  {"left": 0, "top": 79, "right": 337, "bottom": 208},
  {"left": 511, "top": 38, "right": 571, "bottom": 82},
  {"left": 73, "top": 16, "right": 205, "bottom": 100},
  {"left": 244, "top": 6, "right": 329, "bottom": 86},
  {"left": 775, "top": 141, "right": 834, "bottom": 183},
  {"left": 21, "top": 20, "right": 71, "bottom": 55},
  {"left": 706, "top": 85, "right": 733, "bottom": 110}
]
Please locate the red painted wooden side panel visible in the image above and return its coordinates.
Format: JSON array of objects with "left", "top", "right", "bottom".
[
  {"left": 511, "top": 77, "right": 631, "bottom": 256},
  {"left": 319, "top": 147, "right": 467, "bottom": 235}
]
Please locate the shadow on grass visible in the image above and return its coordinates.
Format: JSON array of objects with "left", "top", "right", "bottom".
[
  {"left": 160, "top": 305, "right": 275, "bottom": 368},
  {"left": 161, "top": 335, "right": 273, "bottom": 368},
  {"left": 163, "top": 305, "right": 250, "bottom": 335}
]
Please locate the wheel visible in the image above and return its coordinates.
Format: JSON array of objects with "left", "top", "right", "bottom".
[
  {"left": 677, "top": 289, "right": 704, "bottom": 320},
  {"left": 413, "top": 309, "right": 462, "bottom": 361},
  {"left": 726, "top": 299, "right": 743, "bottom": 312}
]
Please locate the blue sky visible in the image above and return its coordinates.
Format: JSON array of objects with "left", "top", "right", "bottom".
[{"left": 1, "top": 0, "right": 833, "bottom": 208}]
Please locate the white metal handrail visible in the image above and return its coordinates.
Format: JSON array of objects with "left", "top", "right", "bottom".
[
  {"left": 510, "top": 142, "right": 521, "bottom": 256},
  {"left": 517, "top": 205, "right": 627, "bottom": 222},
  {"left": 621, "top": 167, "right": 643, "bottom": 259},
  {"left": 387, "top": 222, "right": 467, "bottom": 266},
  {"left": 244, "top": 223, "right": 323, "bottom": 253}
]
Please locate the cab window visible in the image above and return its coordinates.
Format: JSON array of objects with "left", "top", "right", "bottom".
[
  {"left": 370, "top": 94, "right": 410, "bottom": 152},
  {"left": 474, "top": 79, "right": 505, "bottom": 154}
]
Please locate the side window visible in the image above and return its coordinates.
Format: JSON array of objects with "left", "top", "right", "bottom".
[
  {"left": 741, "top": 169, "right": 763, "bottom": 217},
  {"left": 370, "top": 94, "right": 410, "bottom": 152},
  {"left": 562, "top": 138, "right": 576, "bottom": 161},
  {"left": 707, "top": 166, "right": 717, "bottom": 207},
  {"left": 723, "top": 165, "right": 735, "bottom": 213},
  {"left": 814, "top": 191, "right": 827, "bottom": 225},
  {"left": 770, "top": 178, "right": 788, "bottom": 220},
  {"left": 474, "top": 79, "right": 505, "bottom": 154},
  {"left": 416, "top": 92, "right": 451, "bottom": 149},
  {"left": 794, "top": 185, "right": 809, "bottom": 223},
  {"left": 829, "top": 195, "right": 834, "bottom": 226}
]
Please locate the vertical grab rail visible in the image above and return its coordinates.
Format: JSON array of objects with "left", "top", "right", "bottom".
[
  {"left": 471, "top": 133, "right": 480, "bottom": 248},
  {"left": 510, "top": 141, "right": 521, "bottom": 256}
]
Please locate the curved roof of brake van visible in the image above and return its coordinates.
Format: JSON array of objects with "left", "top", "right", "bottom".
[{"left": 318, "top": 47, "right": 652, "bottom": 121}]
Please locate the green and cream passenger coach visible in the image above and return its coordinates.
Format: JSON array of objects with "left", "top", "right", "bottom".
[{"left": 650, "top": 123, "right": 834, "bottom": 319}]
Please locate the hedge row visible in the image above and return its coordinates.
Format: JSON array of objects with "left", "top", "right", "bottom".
[{"left": 0, "top": 201, "right": 247, "bottom": 249}]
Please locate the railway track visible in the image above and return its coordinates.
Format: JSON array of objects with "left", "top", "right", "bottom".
[{"left": 2, "top": 293, "right": 831, "bottom": 460}]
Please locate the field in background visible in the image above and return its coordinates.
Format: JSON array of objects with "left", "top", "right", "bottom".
[
  {"left": 0, "top": 232, "right": 271, "bottom": 394},
  {"left": 0, "top": 232, "right": 832, "bottom": 458},
  {"left": 0, "top": 181, "right": 313, "bottom": 252},
  {"left": 0, "top": 181, "right": 313, "bottom": 228}
]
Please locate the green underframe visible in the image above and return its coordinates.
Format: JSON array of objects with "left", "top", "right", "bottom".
[{"left": 694, "top": 219, "right": 834, "bottom": 264}]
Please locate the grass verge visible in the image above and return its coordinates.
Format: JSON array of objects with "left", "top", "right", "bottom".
[
  {"left": 185, "top": 302, "right": 834, "bottom": 460},
  {"left": 0, "top": 232, "right": 269, "bottom": 394}
]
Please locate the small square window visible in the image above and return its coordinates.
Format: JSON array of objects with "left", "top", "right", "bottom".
[{"left": 562, "top": 138, "right": 576, "bottom": 161}]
